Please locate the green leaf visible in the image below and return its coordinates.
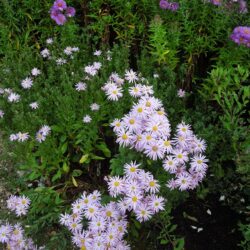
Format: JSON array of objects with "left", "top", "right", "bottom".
[
  {"left": 79, "top": 154, "right": 89, "bottom": 164},
  {"left": 96, "top": 143, "right": 111, "bottom": 157},
  {"left": 62, "top": 162, "right": 70, "bottom": 173},
  {"left": 72, "top": 169, "right": 83, "bottom": 177},
  {"left": 72, "top": 176, "right": 78, "bottom": 187}
]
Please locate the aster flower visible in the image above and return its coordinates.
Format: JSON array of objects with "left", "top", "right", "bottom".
[
  {"left": 149, "top": 195, "right": 165, "bottom": 213},
  {"left": 56, "top": 58, "right": 67, "bottom": 65},
  {"left": 175, "top": 172, "right": 192, "bottom": 190},
  {"left": 40, "top": 48, "right": 50, "bottom": 58},
  {"left": 124, "top": 69, "right": 138, "bottom": 83},
  {"left": 9, "top": 134, "right": 18, "bottom": 141},
  {"left": 116, "top": 129, "right": 132, "bottom": 147},
  {"left": 108, "top": 176, "right": 124, "bottom": 197},
  {"left": 64, "top": 46, "right": 73, "bottom": 55},
  {"left": 90, "top": 103, "right": 100, "bottom": 111},
  {"left": 53, "top": 0, "right": 67, "bottom": 11},
  {"left": 46, "top": 38, "right": 53, "bottom": 44},
  {"left": 29, "top": 102, "right": 39, "bottom": 109},
  {"left": 94, "top": 50, "right": 102, "bottom": 56},
  {"left": 0, "top": 223, "right": 12, "bottom": 243},
  {"left": 177, "top": 88, "right": 186, "bottom": 97},
  {"left": 21, "top": 77, "right": 33, "bottom": 89},
  {"left": 17, "top": 132, "right": 29, "bottom": 142},
  {"left": 134, "top": 204, "right": 153, "bottom": 222},
  {"left": 65, "top": 6, "right": 76, "bottom": 17},
  {"left": 0, "top": 110, "right": 4, "bottom": 118},
  {"left": 31, "top": 68, "right": 41, "bottom": 76},
  {"left": 75, "top": 82, "right": 87, "bottom": 91},
  {"left": 83, "top": 115, "right": 92, "bottom": 123}
]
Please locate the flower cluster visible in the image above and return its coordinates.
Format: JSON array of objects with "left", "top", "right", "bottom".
[
  {"left": 107, "top": 161, "right": 165, "bottom": 221},
  {"left": 50, "top": 0, "right": 75, "bottom": 25},
  {"left": 0, "top": 222, "right": 44, "bottom": 250},
  {"left": 35, "top": 125, "right": 51, "bottom": 143},
  {"left": 6, "top": 195, "right": 30, "bottom": 216},
  {"left": 59, "top": 191, "right": 130, "bottom": 249},
  {"left": 9, "top": 132, "right": 29, "bottom": 142},
  {"left": 84, "top": 61, "right": 102, "bottom": 76},
  {"left": 0, "top": 197, "right": 43, "bottom": 250},
  {"left": 209, "top": 0, "right": 248, "bottom": 13},
  {"left": 159, "top": 0, "right": 179, "bottom": 11},
  {"left": 21, "top": 67, "right": 41, "bottom": 90},
  {"left": 107, "top": 70, "right": 208, "bottom": 191},
  {"left": 60, "top": 161, "right": 164, "bottom": 249},
  {"left": 230, "top": 26, "right": 250, "bottom": 47}
]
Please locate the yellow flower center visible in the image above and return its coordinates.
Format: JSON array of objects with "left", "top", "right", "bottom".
[
  {"left": 164, "top": 140, "right": 170, "bottom": 146},
  {"left": 137, "top": 107, "right": 143, "bottom": 113},
  {"left": 132, "top": 196, "right": 138, "bottom": 202},
  {"left": 181, "top": 127, "right": 187, "bottom": 132},
  {"left": 152, "top": 125, "right": 158, "bottom": 131},
  {"left": 141, "top": 210, "right": 146, "bottom": 215},
  {"left": 129, "top": 119, "right": 135, "bottom": 125},
  {"left": 177, "top": 154, "right": 183, "bottom": 159},
  {"left": 106, "top": 211, "right": 112, "bottom": 217},
  {"left": 152, "top": 146, "right": 158, "bottom": 152},
  {"left": 115, "top": 122, "right": 121, "bottom": 127},
  {"left": 197, "top": 160, "right": 202, "bottom": 164},
  {"left": 84, "top": 199, "right": 89, "bottom": 204},
  {"left": 112, "top": 90, "right": 118, "bottom": 95},
  {"left": 122, "top": 134, "right": 128, "bottom": 140},
  {"left": 146, "top": 101, "right": 151, "bottom": 107},
  {"left": 114, "top": 181, "right": 120, "bottom": 187},
  {"left": 146, "top": 135, "right": 152, "bottom": 140},
  {"left": 149, "top": 181, "right": 155, "bottom": 187},
  {"left": 130, "top": 167, "right": 136, "bottom": 172},
  {"left": 89, "top": 208, "right": 94, "bottom": 213}
]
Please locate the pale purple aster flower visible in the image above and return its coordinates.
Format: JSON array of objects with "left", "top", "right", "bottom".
[
  {"left": 0, "top": 223, "right": 12, "bottom": 243},
  {"left": 64, "top": 47, "right": 73, "bottom": 55},
  {"left": 125, "top": 69, "right": 138, "bottom": 83},
  {"left": 8, "top": 93, "right": 20, "bottom": 103},
  {"left": 75, "top": 82, "right": 87, "bottom": 91},
  {"left": 90, "top": 103, "right": 100, "bottom": 111},
  {"left": 29, "top": 102, "right": 39, "bottom": 109},
  {"left": 31, "top": 68, "right": 41, "bottom": 76},
  {"left": 21, "top": 77, "right": 33, "bottom": 89},
  {"left": 177, "top": 89, "right": 186, "bottom": 97},
  {"left": 36, "top": 131, "right": 46, "bottom": 143},
  {"left": 17, "top": 132, "right": 29, "bottom": 142},
  {"left": 46, "top": 38, "right": 53, "bottom": 44},
  {"left": 84, "top": 65, "right": 98, "bottom": 76},
  {"left": 0, "top": 110, "right": 4, "bottom": 118},
  {"left": 83, "top": 115, "right": 92, "bottom": 123},
  {"left": 56, "top": 58, "right": 67, "bottom": 65},
  {"left": 94, "top": 50, "right": 102, "bottom": 56},
  {"left": 40, "top": 48, "right": 50, "bottom": 58},
  {"left": 9, "top": 134, "right": 18, "bottom": 141},
  {"left": 40, "top": 125, "right": 51, "bottom": 136}
]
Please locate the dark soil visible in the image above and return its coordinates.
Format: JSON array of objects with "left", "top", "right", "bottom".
[{"left": 172, "top": 195, "right": 243, "bottom": 250}]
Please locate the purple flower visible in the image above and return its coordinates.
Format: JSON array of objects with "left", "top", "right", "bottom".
[
  {"left": 230, "top": 26, "right": 250, "bottom": 47},
  {"left": 239, "top": 0, "right": 248, "bottom": 13},
  {"left": 210, "top": 0, "right": 222, "bottom": 6},
  {"left": 53, "top": 0, "right": 67, "bottom": 11},
  {"left": 54, "top": 13, "right": 67, "bottom": 25},
  {"left": 159, "top": 0, "right": 179, "bottom": 11},
  {"left": 169, "top": 2, "right": 179, "bottom": 11},
  {"left": 66, "top": 7, "right": 76, "bottom": 17},
  {"left": 159, "top": 0, "right": 170, "bottom": 9}
]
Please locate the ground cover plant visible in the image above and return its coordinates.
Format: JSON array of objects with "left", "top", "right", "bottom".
[{"left": 0, "top": 0, "right": 249, "bottom": 249}]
